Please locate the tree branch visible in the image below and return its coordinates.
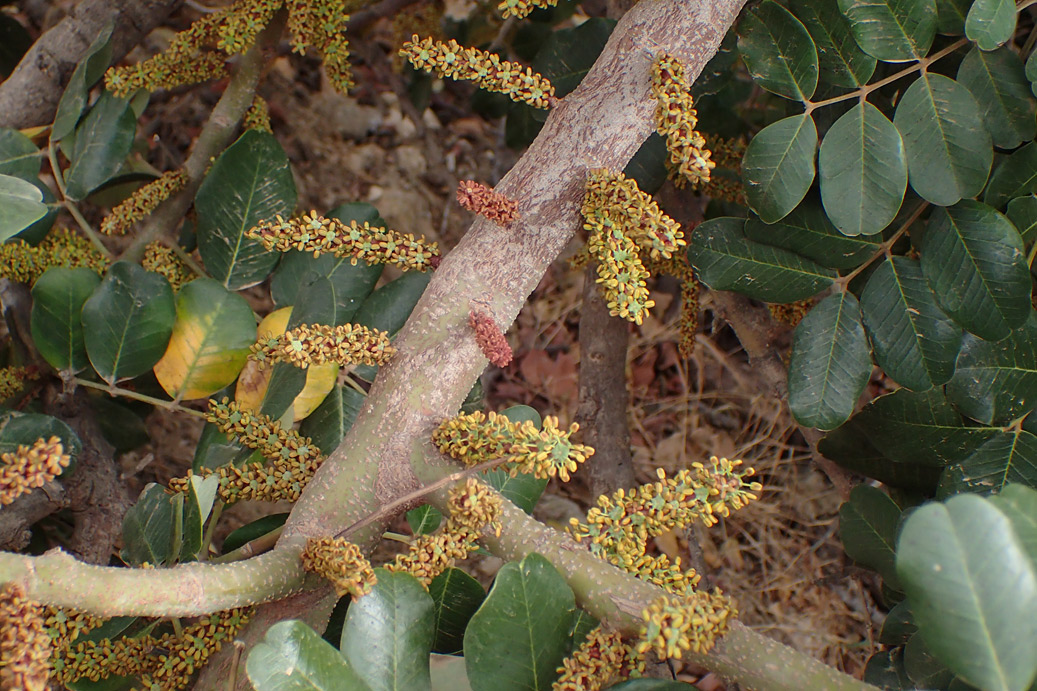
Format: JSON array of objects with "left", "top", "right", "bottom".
[{"left": 0, "top": 0, "right": 185, "bottom": 130}]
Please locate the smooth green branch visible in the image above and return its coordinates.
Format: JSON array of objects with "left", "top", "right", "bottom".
[{"left": 0, "top": 546, "right": 308, "bottom": 616}]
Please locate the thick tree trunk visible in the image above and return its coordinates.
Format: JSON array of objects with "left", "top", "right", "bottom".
[{"left": 0, "top": 0, "right": 184, "bottom": 129}]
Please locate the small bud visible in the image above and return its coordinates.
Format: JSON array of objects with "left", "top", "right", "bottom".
[
  {"left": 457, "top": 180, "right": 519, "bottom": 225},
  {"left": 468, "top": 310, "right": 513, "bottom": 368}
]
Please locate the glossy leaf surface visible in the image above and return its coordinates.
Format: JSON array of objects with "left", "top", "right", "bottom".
[
  {"left": 742, "top": 114, "right": 818, "bottom": 223},
  {"left": 30, "top": 267, "right": 101, "bottom": 372},
  {"left": 737, "top": 1, "right": 819, "bottom": 101}
]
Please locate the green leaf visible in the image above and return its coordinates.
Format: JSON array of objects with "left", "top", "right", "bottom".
[
  {"left": 221, "top": 513, "right": 288, "bottom": 555},
  {"left": 864, "top": 648, "right": 912, "bottom": 690},
  {"left": 1028, "top": 50, "right": 1037, "bottom": 99},
  {"left": 270, "top": 203, "right": 385, "bottom": 325},
  {"left": 819, "top": 388, "right": 1000, "bottom": 491},
  {"left": 30, "top": 267, "right": 101, "bottom": 372},
  {"left": 180, "top": 473, "right": 219, "bottom": 561},
  {"left": 407, "top": 505, "right": 444, "bottom": 536},
  {"left": 0, "top": 411, "right": 82, "bottom": 467},
  {"left": 896, "top": 494, "right": 1037, "bottom": 691},
  {"left": 51, "top": 25, "right": 114, "bottom": 142},
  {"left": 818, "top": 102, "right": 907, "bottom": 236},
  {"left": 894, "top": 73, "right": 992, "bottom": 206},
  {"left": 904, "top": 632, "right": 955, "bottom": 690},
  {"left": 531, "top": 18, "right": 614, "bottom": 98},
  {"left": 939, "top": 431, "right": 1037, "bottom": 496},
  {"left": 0, "top": 173, "right": 48, "bottom": 242},
  {"left": 985, "top": 144, "right": 1037, "bottom": 210},
  {"left": 880, "top": 601, "right": 918, "bottom": 645},
  {"left": 0, "top": 128, "right": 40, "bottom": 179},
  {"left": 743, "top": 197, "right": 881, "bottom": 270},
  {"left": 90, "top": 395, "right": 150, "bottom": 453},
  {"left": 481, "top": 405, "right": 548, "bottom": 514},
  {"left": 152, "top": 278, "right": 257, "bottom": 401},
  {"left": 991, "top": 485, "right": 1037, "bottom": 565},
  {"left": 936, "top": 0, "right": 970, "bottom": 34},
  {"left": 787, "top": 292, "right": 872, "bottom": 430},
  {"left": 354, "top": 271, "right": 431, "bottom": 336},
  {"left": 957, "top": 47, "right": 1036, "bottom": 150},
  {"left": 860, "top": 256, "right": 962, "bottom": 391},
  {"left": 429, "top": 568, "right": 486, "bottom": 655},
  {"left": 688, "top": 217, "right": 836, "bottom": 303},
  {"left": 946, "top": 315, "right": 1037, "bottom": 425},
  {"left": 742, "top": 114, "right": 818, "bottom": 223},
  {"left": 920, "top": 201, "right": 1030, "bottom": 341},
  {"left": 342, "top": 569, "right": 435, "bottom": 691},
  {"left": 81, "top": 261, "right": 176, "bottom": 384},
  {"left": 789, "top": 0, "right": 877, "bottom": 88},
  {"left": 64, "top": 92, "right": 136, "bottom": 201},
  {"left": 464, "top": 553, "right": 575, "bottom": 691},
  {"left": 300, "top": 384, "right": 366, "bottom": 455},
  {"left": 1007, "top": 195, "right": 1037, "bottom": 242},
  {"left": 196, "top": 130, "right": 297, "bottom": 290},
  {"left": 120, "top": 484, "right": 177, "bottom": 567},
  {"left": 737, "top": 1, "right": 819, "bottom": 101},
  {"left": 248, "top": 620, "right": 369, "bottom": 691},
  {"left": 837, "top": 0, "right": 937, "bottom": 61},
  {"left": 965, "top": 0, "right": 1016, "bottom": 51},
  {"left": 839, "top": 485, "right": 903, "bottom": 589}
]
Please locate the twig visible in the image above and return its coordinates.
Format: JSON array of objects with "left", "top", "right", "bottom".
[
  {"left": 834, "top": 202, "right": 928, "bottom": 288},
  {"left": 197, "top": 500, "right": 225, "bottom": 562},
  {"left": 47, "top": 142, "right": 112, "bottom": 258},
  {"left": 73, "top": 378, "right": 205, "bottom": 418},
  {"left": 336, "top": 456, "right": 511, "bottom": 539},
  {"left": 161, "top": 236, "right": 207, "bottom": 277},
  {"left": 210, "top": 526, "right": 284, "bottom": 564}
]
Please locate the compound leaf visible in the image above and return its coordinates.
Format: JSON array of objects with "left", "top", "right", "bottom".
[
  {"left": 965, "top": 0, "right": 1016, "bottom": 51},
  {"left": 790, "top": 0, "right": 877, "bottom": 88},
  {"left": 939, "top": 431, "right": 1037, "bottom": 496},
  {"left": 837, "top": 0, "right": 937, "bottom": 62}
]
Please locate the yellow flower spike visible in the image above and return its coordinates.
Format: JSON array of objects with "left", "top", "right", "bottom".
[
  {"left": 246, "top": 212, "right": 439, "bottom": 271},
  {"left": 386, "top": 528, "right": 479, "bottom": 586},
  {"left": 553, "top": 625, "right": 634, "bottom": 691},
  {"left": 285, "top": 0, "right": 354, "bottom": 92},
  {"left": 0, "top": 582, "right": 52, "bottom": 691},
  {"left": 446, "top": 477, "right": 503, "bottom": 537},
  {"left": 216, "top": 0, "right": 281, "bottom": 55},
  {"left": 142, "top": 241, "right": 195, "bottom": 292},
  {"left": 167, "top": 399, "right": 325, "bottom": 503},
  {"left": 584, "top": 169, "right": 684, "bottom": 260},
  {"left": 650, "top": 54, "right": 715, "bottom": 189},
  {"left": 0, "top": 229, "right": 110, "bottom": 285},
  {"left": 249, "top": 323, "right": 395, "bottom": 370},
  {"left": 0, "top": 437, "right": 71, "bottom": 507},
  {"left": 101, "top": 170, "right": 187, "bottom": 236},
  {"left": 0, "top": 366, "right": 38, "bottom": 401},
  {"left": 43, "top": 606, "right": 106, "bottom": 650},
  {"left": 400, "top": 36, "right": 555, "bottom": 109},
  {"left": 243, "top": 95, "right": 272, "bottom": 132},
  {"left": 302, "top": 537, "right": 378, "bottom": 600},
  {"left": 636, "top": 590, "right": 736, "bottom": 660}
]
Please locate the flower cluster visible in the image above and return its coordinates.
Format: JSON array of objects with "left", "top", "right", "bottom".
[
  {"left": 105, "top": 0, "right": 355, "bottom": 97},
  {"left": 699, "top": 134, "right": 747, "bottom": 204},
  {"left": 553, "top": 626, "right": 643, "bottom": 691},
  {"left": 456, "top": 180, "right": 519, "bottom": 225},
  {"left": 105, "top": 11, "right": 229, "bottom": 97},
  {"left": 302, "top": 537, "right": 378, "bottom": 600},
  {"left": 580, "top": 169, "right": 685, "bottom": 324},
  {"left": 52, "top": 608, "right": 251, "bottom": 689},
  {"left": 0, "top": 229, "right": 109, "bottom": 285},
  {"left": 445, "top": 477, "right": 503, "bottom": 537},
  {"left": 768, "top": 299, "right": 813, "bottom": 328},
  {"left": 386, "top": 527, "right": 478, "bottom": 586},
  {"left": 400, "top": 36, "right": 555, "bottom": 109},
  {"left": 0, "top": 366, "right": 38, "bottom": 401},
  {"left": 243, "top": 95, "right": 272, "bottom": 132},
  {"left": 568, "top": 459, "right": 762, "bottom": 568},
  {"left": 389, "top": 478, "right": 503, "bottom": 585},
  {"left": 432, "top": 410, "right": 593, "bottom": 482},
  {"left": 100, "top": 170, "right": 187, "bottom": 236},
  {"left": 498, "top": 0, "right": 559, "bottom": 19},
  {"left": 645, "top": 252, "right": 699, "bottom": 359},
  {"left": 250, "top": 323, "right": 395, "bottom": 370},
  {"left": 636, "top": 589, "right": 735, "bottom": 659},
  {"left": 469, "top": 310, "right": 512, "bottom": 368},
  {"left": 0, "top": 583, "right": 52, "bottom": 691},
  {"left": 651, "top": 54, "right": 714, "bottom": 189},
  {"left": 168, "top": 399, "right": 325, "bottom": 503},
  {"left": 626, "top": 553, "right": 701, "bottom": 596},
  {"left": 143, "top": 242, "right": 195, "bottom": 292},
  {"left": 43, "top": 606, "right": 106, "bottom": 649},
  {"left": 0, "top": 437, "right": 72, "bottom": 507},
  {"left": 246, "top": 212, "right": 440, "bottom": 271}
]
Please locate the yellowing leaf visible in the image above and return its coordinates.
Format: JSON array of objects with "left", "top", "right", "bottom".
[
  {"left": 153, "top": 278, "right": 256, "bottom": 401},
  {"left": 234, "top": 306, "right": 338, "bottom": 421}
]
